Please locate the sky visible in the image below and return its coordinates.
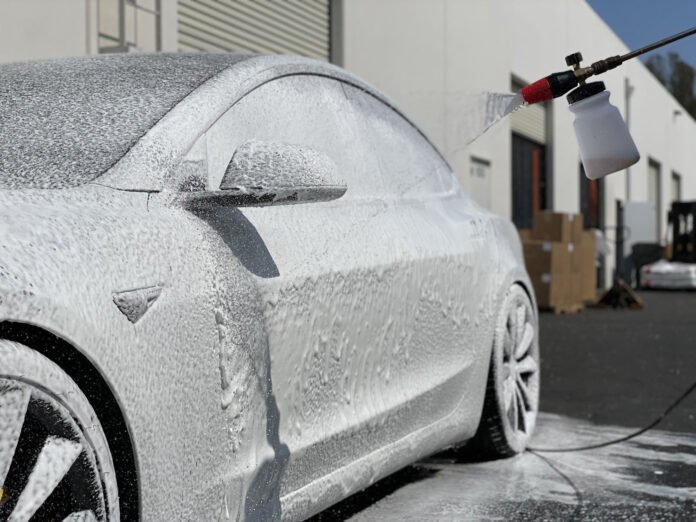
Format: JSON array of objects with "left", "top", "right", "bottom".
[{"left": 586, "top": 0, "right": 696, "bottom": 69}]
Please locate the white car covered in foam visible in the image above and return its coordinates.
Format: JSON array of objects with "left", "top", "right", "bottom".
[{"left": 0, "top": 54, "right": 539, "bottom": 521}]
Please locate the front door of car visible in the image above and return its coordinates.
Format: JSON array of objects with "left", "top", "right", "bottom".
[
  {"left": 205, "top": 75, "right": 404, "bottom": 495},
  {"left": 204, "top": 74, "right": 485, "bottom": 497}
]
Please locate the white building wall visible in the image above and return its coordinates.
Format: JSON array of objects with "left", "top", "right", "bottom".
[
  {"left": 337, "top": 0, "right": 696, "bottom": 287},
  {"left": 0, "top": 0, "right": 97, "bottom": 63},
  {"left": 0, "top": 1, "right": 179, "bottom": 60}
]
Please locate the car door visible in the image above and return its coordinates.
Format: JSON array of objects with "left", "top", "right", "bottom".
[
  {"left": 339, "top": 84, "right": 498, "bottom": 441},
  {"left": 204, "top": 75, "right": 403, "bottom": 495}
]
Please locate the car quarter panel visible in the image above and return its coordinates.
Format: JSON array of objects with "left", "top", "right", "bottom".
[{"left": 0, "top": 185, "right": 277, "bottom": 521}]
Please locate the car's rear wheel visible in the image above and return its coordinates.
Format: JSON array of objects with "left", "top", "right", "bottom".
[
  {"left": 468, "top": 284, "right": 540, "bottom": 458},
  {"left": 0, "top": 340, "right": 119, "bottom": 521}
]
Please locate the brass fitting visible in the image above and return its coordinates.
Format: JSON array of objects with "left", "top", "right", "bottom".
[
  {"left": 574, "top": 66, "right": 595, "bottom": 84},
  {"left": 590, "top": 55, "right": 623, "bottom": 76}
]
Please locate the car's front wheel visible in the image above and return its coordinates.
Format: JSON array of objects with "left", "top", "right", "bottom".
[
  {"left": 0, "top": 340, "right": 120, "bottom": 521},
  {"left": 468, "top": 284, "right": 540, "bottom": 458}
]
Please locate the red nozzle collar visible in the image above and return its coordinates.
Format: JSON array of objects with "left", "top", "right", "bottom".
[{"left": 520, "top": 78, "right": 553, "bottom": 105}]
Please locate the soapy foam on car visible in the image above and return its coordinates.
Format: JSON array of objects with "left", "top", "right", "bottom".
[{"left": 0, "top": 55, "right": 524, "bottom": 521}]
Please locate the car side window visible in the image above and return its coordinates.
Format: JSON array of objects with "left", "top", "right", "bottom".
[
  {"left": 205, "top": 75, "right": 386, "bottom": 198},
  {"left": 343, "top": 84, "right": 456, "bottom": 198}
]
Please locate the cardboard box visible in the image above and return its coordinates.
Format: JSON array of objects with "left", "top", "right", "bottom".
[
  {"left": 519, "top": 229, "right": 533, "bottom": 242},
  {"left": 529, "top": 272, "right": 574, "bottom": 309},
  {"left": 570, "top": 275, "right": 583, "bottom": 305},
  {"left": 571, "top": 230, "right": 596, "bottom": 272},
  {"left": 523, "top": 240, "right": 573, "bottom": 276},
  {"left": 580, "top": 267, "right": 597, "bottom": 302},
  {"left": 531, "top": 212, "right": 584, "bottom": 243},
  {"left": 570, "top": 231, "right": 597, "bottom": 302}
]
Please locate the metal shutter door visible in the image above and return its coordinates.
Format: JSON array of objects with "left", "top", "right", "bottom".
[
  {"left": 178, "top": 0, "right": 330, "bottom": 61},
  {"left": 511, "top": 101, "right": 546, "bottom": 144},
  {"left": 511, "top": 81, "right": 547, "bottom": 144}
]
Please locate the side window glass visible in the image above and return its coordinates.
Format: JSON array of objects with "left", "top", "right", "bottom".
[
  {"left": 205, "top": 75, "right": 384, "bottom": 198},
  {"left": 343, "top": 84, "right": 456, "bottom": 198}
]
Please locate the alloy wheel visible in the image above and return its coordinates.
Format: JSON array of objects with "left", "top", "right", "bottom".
[
  {"left": 501, "top": 293, "right": 540, "bottom": 441},
  {"left": 0, "top": 379, "right": 109, "bottom": 521}
]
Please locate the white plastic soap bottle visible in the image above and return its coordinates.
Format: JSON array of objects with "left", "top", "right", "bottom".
[{"left": 568, "top": 82, "right": 640, "bottom": 180}]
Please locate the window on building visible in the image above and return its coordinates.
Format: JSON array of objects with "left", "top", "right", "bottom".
[
  {"left": 648, "top": 158, "right": 662, "bottom": 241},
  {"left": 672, "top": 172, "right": 682, "bottom": 203},
  {"left": 99, "top": 0, "right": 161, "bottom": 53},
  {"left": 470, "top": 156, "right": 491, "bottom": 209}
]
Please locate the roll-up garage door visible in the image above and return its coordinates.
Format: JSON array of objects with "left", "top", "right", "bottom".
[
  {"left": 510, "top": 82, "right": 547, "bottom": 144},
  {"left": 178, "top": 0, "right": 330, "bottom": 61}
]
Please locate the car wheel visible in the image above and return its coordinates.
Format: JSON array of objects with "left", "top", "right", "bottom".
[
  {"left": 0, "top": 340, "right": 120, "bottom": 521},
  {"left": 469, "top": 284, "right": 540, "bottom": 458}
]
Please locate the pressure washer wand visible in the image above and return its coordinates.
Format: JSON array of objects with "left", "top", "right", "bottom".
[{"left": 520, "top": 25, "right": 696, "bottom": 105}]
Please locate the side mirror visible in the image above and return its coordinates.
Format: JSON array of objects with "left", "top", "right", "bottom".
[{"left": 181, "top": 140, "right": 347, "bottom": 209}]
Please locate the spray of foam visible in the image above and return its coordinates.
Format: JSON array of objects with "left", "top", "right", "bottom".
[{"left": 455, "top": 92, "right": 524, "bottom": 150}]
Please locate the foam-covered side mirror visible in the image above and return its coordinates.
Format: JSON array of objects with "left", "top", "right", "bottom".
[
  {"left": 180, "top": 140, "right": 346, "bottom": 210},
  {"left": 221, "top": 140, "right": 346, "bottom": 205}
]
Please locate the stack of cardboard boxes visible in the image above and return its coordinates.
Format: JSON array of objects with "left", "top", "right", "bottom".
[{"left": 520, "top": 212, "right": 597, "bottom": 312}]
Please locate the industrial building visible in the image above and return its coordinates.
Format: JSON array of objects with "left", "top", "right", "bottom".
[{"left": 1, "top": 0, "right": 693, "bottom": 288}]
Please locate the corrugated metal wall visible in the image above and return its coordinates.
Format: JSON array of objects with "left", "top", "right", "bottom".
[
  {"left": 511, "top": 102, "right": 547, "bottom": 144},
  {"left": 511, "top": 80, "right": 547, "bottom": 144},
  {"left": 178, "top": 0, "right": 330, "bottom": 61}
]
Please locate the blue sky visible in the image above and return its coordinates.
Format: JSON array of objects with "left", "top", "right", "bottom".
[{"left": 586, "top": 0, "right": 696, "bottom": 69}]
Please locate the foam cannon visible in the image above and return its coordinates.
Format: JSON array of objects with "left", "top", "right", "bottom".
[{"left": 519, "top": 25, "right": 696, "bottom": 179}]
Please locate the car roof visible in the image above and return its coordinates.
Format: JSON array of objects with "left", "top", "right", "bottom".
[
  {"left": 0, "top": 53, "right": 445, "bottom": 192},
  {"left": 0, "top": 53, "right": 253, "bottom": 189}
]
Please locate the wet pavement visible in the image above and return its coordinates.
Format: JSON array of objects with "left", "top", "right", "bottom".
[{"left": 311, "top": 291, "right": 696, "bottom": 521}]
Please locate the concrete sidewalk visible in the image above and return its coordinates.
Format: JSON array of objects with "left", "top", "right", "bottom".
[{"left": 343, "top": 413, "right": 696, "bottom": 521}]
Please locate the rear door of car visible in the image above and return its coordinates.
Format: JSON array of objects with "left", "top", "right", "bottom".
[{"left": 340, "top": 84, "right": 495, "bottom": 439}]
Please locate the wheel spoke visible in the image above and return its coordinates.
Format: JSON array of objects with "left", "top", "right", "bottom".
[
  {"left": 515, "top": 305, "right": 525, "bottom": 344},
  {"left": 63, "top": 511, "right": 97, "bottom": 522},
  {"left": 509, "top": 386, "right": 519, "bottom": 432},
  {"left": 503, "top": 375, "right": 514, "bottom": 411},
  {"left": 515, "top": 322, "right": 534, "bottom": 360},
  {"left": 517, "top": 354, "right": 538, "bottom": 375},
  {"left": 503, "top": 329, "right": 514, "bottom": 360},
  {"left": 0, "top": 386, "right": 31, "bottom": 486},
  {"left": 9, "top": 436, "right": 82, "bottom": 522},
  {"left": 515, "top": 387, "right": 527, "bottom": 433},
  {"left": 516, "top": 374, "right": 533, "bottom": 410}
]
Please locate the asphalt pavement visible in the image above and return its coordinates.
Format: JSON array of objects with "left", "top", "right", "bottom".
[{"left": 311, "top": 290, "right": 696, "bottom": 521}]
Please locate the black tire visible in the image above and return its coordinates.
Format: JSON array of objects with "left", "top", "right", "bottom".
[
  {"left": 0, "top": 340, "right": 120, "bottom": 521},
  {"left": 467, "top": 284, "right": 540, "bottom": 458}
]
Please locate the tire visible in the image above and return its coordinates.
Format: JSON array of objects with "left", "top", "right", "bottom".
[
  {"left": 0, "top": 340, "right": 120, "bottom": 521},
  {"left": 467, "top": 284, "right": 540, "bottom": 458}
]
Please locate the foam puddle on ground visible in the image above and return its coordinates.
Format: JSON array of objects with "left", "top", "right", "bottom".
[{"left": 456, "top": 92, "right": 524, "bottom": 148}]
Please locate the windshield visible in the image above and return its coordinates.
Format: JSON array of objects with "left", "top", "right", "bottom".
[{"left": 0, "top": 53, "right": 250, "bottom": 189}]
